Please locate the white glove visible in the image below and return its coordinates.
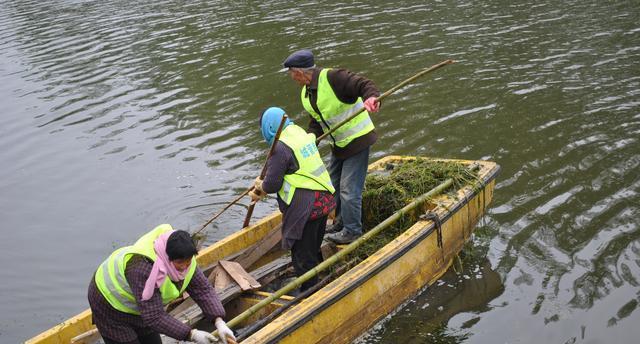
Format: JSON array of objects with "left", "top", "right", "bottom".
[
  {"left": 254, "top": 176, "right": 265, "bottom": 193},
  {"left": 249, "top": 188, "right": 266, "bottom": 203},
  {"left": 190, "top": 329, "right": 216, "bottom": 344},
  {"left": 215, "top": 317, "right": 236, "bottom": 344}
]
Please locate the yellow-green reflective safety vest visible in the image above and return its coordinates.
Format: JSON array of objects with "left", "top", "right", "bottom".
[
  {"left": 278, "top": 124, "right": 335, "bottom": 204},
  {"left": 301, "top": 68, "right": 375, "bottom": 148},
  {"left": 94, "top": 224, "right": 197, "bottom": 315}
]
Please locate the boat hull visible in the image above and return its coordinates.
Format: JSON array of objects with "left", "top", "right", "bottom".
[
  {"left": 243, "top": 156, "right": 499, "bottom": 343},
  {"left": 26, "top": 156, "right": 499, "bottom": 344}
]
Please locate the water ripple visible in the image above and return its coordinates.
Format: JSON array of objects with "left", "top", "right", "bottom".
[{"left": 2, "top": 0, "right": 640, "bottom": 343}]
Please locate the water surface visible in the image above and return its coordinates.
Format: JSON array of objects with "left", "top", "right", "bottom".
[{"left": 0, "top": 0, "right": 638, "bottom": 342}]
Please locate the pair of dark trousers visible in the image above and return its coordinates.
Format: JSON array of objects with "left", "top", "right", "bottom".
[
  {"left": 291, "top": 216, "right": 327, "bottom": 291},
  {"left": 102, "top": 333, "right": 162, "bottom": 344}
]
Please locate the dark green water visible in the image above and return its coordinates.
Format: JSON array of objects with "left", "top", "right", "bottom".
[{"left": 1, "top": 1, "right": 638, "bottom": 342}]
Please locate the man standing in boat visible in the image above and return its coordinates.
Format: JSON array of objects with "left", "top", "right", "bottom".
[
  {"left": 88, "top": 224, "right": 235, "bottom": 344},
  {"left": 251, "top": 107, "right": 336, "bottom": 291},
  {"left": 283, "top": 49, "right": 380, "bottom": 244}
]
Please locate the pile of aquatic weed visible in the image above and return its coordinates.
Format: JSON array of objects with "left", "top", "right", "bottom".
[{"left": 349, "top": 159, "right": 479, "bottom": 261}]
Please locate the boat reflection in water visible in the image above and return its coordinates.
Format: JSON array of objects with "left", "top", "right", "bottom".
[{"left": 357, "top": 256, "right": 504, "bottom": 343}]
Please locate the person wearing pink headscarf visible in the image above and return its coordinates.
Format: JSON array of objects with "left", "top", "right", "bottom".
[{"left": 88, "top": 225, "right": 235, "bottom": 344}]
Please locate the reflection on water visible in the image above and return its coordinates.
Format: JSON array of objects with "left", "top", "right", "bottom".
[
  {"left": 356, "top": 255, "right": 504, "bottom": 343},
  {"left": 1, "top": 0, "right": 639, "bottom": 342}
]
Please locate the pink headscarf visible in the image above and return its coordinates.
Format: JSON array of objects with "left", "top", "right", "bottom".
[{"left": 141, "top": 230, "right": 191, "bottom": 301}]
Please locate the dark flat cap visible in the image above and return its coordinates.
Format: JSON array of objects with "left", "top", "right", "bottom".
[{"left": 283, "top": 49, "right": 315, "bottom": 69}]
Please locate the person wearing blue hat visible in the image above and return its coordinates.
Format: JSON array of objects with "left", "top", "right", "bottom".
[
  {"left": 250, "top": 107, "right": 336, "bottom": 291},
  {"left": 283, "top": 49, "right": 381, "bottom": 244}
]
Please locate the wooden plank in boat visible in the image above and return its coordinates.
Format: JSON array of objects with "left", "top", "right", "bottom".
[
  {"left": 70, "top": 329, "right": 99, "bottom": 344},
  {"left": 170, "top": 256, "right": 292, "bottom": 325},
  {"left": 211, "top": 264, "right": 234, "bottom": 289},
  {"left": 219, "top": 260, "right": 261, "bottom": 291}
]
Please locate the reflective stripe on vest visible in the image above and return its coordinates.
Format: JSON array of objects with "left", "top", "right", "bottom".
[
  {"left": 94, "top": 224, "right": 197, "bottom": 315},
  {"left": 277, "top": 125, "right": 335, "bottom": 205},
  {"left": 301, "top": 68, "right": 375, "bottom": 148},
  {"left": 97, "top": 248, "right": 139, "bottom": 313}
]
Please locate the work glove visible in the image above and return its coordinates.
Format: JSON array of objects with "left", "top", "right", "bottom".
[
  {"left": 363, "top": 96, "right": 380, "bottom": 113},
  {"left": 190, "top": 329, "right": 216, "bottom": 344},
  {"left": 215, "top": 317, "right": 236, "bottom": 344},
  {"left": 249, "top": 188, "right": 266, "bottom": 203},
  {"left": 249, "top": 176, "right": 266, "bottom": 203},
  {"left": 254, "top": 176, "right": 264, "bottom": 193}
]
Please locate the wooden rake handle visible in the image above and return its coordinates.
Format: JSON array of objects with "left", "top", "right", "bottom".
[{"left": 242, "top": 114, "right": 289, "bottom": 228}]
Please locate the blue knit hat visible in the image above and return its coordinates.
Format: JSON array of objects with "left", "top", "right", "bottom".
[{"left": 260, "top": 107, "right": 292, "bottom": 145}]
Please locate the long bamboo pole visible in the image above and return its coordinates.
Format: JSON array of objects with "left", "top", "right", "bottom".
[
  {"left": 193, "top": 61, "right": 453, "bottom": 240},
  {"left": 211, "top": 176, "right": 455, "bottom": 339},
  {"left": 242, "top": 114, "right": 288, "bottom": 228},
  {"left": 315, "top": 59, "right": 454, "bottom": 144},
  {"left": 235, "top": 273, "right": 332, "bottom": 341},
  {"left": 192, "top": 189, "right": 253, "bottom": 240},
  {"left": 234, "top": 256, "right": 358, "bottom": 341}
]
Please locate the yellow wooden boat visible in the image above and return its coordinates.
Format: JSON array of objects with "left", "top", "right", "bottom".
[{"left": 26, "top": 156, "right": 500, "bottom": 344}]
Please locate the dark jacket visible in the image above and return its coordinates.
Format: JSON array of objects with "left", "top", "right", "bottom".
[
  {"left": 262, "top": 142, "right": 335, "bottom": 249},
  {"left": 88, "top": 256, "right": 225, "bottom": 342}
]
